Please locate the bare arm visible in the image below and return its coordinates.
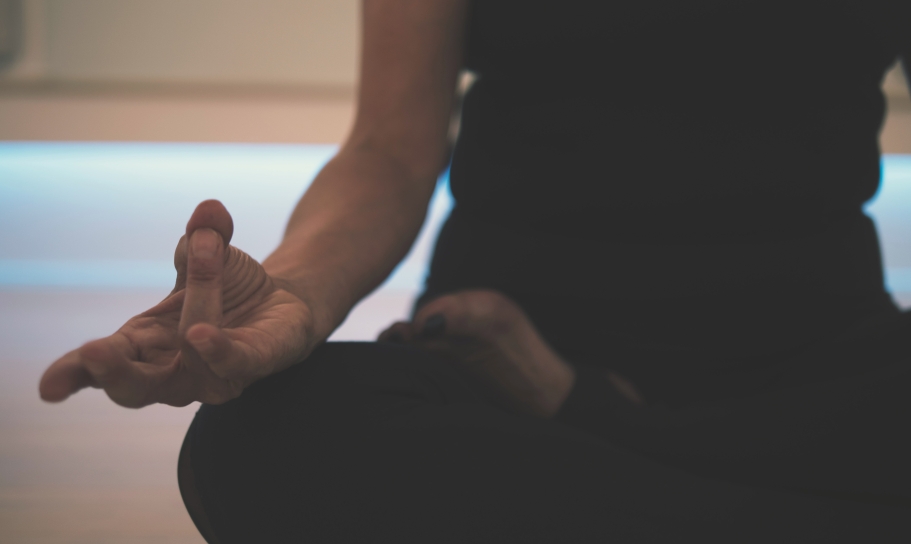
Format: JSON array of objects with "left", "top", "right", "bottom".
[
  {"left": 903, "top": 50, "right": 911, "bottom": 92},
  {"left": 264, "top": 0, "right": 468, "bottom": 342},
  {"left": 38, "top": 0, "right": 470, "bottom": 407}
]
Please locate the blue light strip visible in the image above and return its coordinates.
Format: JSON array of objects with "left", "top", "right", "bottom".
[
  {"left": 1, "top": 143, "right": 910, "bottom": 293},
  {"left": 2, "top": 260, "right": 909, "bottom": 293},
  {"left": 0, "top": 259, "right": 176, "bottom": 289}
]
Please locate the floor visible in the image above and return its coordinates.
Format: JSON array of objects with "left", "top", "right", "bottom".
[
  {"left": 0, "top": 289, "right": 413, "bottom": 544},
  {"left": 0, "top": 142, "right": 451, "bottom": 543},
  {"left": 1, "top": 143, "right": 910, "bottom": 542}
]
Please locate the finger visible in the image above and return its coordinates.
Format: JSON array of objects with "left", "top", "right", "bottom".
[
  {"left": 39, "top": 349, "right": 98, "bottom": 402},
  {"left": 413, "top": 294, "right": 466, "bottom": 337},
  {"left": 606, "top": 370, "right": 646, "bottom": 405},
  {"left": 413, "top": 290, "right": 513, "bottom": 340},
  {"left": 172, "top": 234, "right": 188, "bottom": 294},
  {"left": 185, "top": 199, "right": 234, "bottom": 246},
  {"left": 179, "top": 227, "right": 225, "bottom": 337},
  {"left": 174, "top": 200, "right": 234, "bottom": 324},
  {"left": 185, "top": 322, "right": 260, "bottom": 382},
  {"left": 377, "top": 321, "right": 416, "bottom": 343},
  {"left": 79, "top": 336, "right": 174, "bottom": 408}
]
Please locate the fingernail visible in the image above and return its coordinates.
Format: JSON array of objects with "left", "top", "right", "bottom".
[
  {"left": 421, "top": 314, "right": 446, "bottom": 338},
  {"left": 385, "top": 332, "right": 405, "bottom": 344},
  {"left": 190, "top": 228, "right": 219, "bottom": 258}
]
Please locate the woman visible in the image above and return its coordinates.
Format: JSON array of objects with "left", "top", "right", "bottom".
[{"left": 40, "top": 1, "right": 911, "bottom": 541}]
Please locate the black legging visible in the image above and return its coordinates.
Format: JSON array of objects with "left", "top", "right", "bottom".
[{"left": 179, "top": 309, "right": 911, "bottom": 543}]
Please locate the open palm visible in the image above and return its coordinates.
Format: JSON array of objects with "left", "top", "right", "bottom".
[{"left": 39, "top": 200, "right": 315, "bottom": 408}]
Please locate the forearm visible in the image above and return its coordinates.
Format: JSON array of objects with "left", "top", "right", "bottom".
[
  {"left": 903, "top": 52, "right": 911, "bottom": 91},
  {"left": 262, "top": 0, "right": 467, "bottom": 345},
  {"left": 262, "top": 146, "right": 437, "bottom": 342}
]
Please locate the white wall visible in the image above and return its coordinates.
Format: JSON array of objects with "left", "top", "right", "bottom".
[
  {"left": 3, "top": 0, "right": 907, "bottom": 98},
  {"left": 2, "top": 0, "right": 359, "bottom": 88},
  {"left": 0, "top": 0, "right": 907, "bottom": 150}
]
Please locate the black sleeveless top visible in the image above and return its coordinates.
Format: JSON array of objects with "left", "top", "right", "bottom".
[{"left": 425, "top": 0, "right": 909, "bottom": 403}]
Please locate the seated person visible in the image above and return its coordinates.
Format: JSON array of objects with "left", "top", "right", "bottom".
[{"left": 40, "top": 1, "right": 911, "bottom": 542}]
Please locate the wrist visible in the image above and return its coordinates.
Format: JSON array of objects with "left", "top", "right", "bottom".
[{"left": 267, "top": 273, "right": 352, "bottom": 346}]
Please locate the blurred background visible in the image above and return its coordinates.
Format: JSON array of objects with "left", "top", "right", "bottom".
[{"left": 0, "top": 1, "right": 909, "bottom": 542}]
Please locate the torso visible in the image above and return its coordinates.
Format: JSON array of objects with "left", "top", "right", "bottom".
[{"left": 425, "top": 0, "right": 907, "bottom": 402}]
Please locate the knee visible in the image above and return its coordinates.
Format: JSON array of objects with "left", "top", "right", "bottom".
[
  {"left": 181, "top": 340, "right": 458, "bottom": 472},
  {"left": 175, "top": 342, "right": 481, "bottom": 542},
  {"left": 233, "top": 341, "right": 457, "bottom": 413},
  {"left": 182, "top": 340, "right": 459, "bottom": 452},
  {"left": 183, "top": 342, "right": 457, "bottom": 471},
  {"left": 178, "top": 422, "right": 222, "bottom": 543}
]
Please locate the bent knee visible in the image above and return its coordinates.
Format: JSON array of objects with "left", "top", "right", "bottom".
[
  {"left": 189, "top": 342, "right": 465, "bottom": 441},
  {"left": 218, "top": 342, "right": 459, "bottom": 415},
  {"left": 178, "top": 344, "right": 449, "bottom": 543},
  {"left": 178, "top": 422, "right": 222, "bottom": 543}
]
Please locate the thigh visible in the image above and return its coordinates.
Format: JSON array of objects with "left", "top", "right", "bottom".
[{"left": 182, "top": 342, "right": 908, "bottom": 543}]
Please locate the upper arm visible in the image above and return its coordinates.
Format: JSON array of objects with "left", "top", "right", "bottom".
[
  {"left": 903, "top": 51, "right": 911, "bottom": 92},
  {"left": 345, "top": 0, "right": 469, "bottom": 183}
]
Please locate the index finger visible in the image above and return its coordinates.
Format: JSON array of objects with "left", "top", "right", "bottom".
[
  {"left": 39, "top": 348, "right": 97, "bottom": 402},
  {"left": 178, "top": 200, "right": 234, "bottom": 335},
  {"left": 179, "top": 227, "right": 225, "bottom": 336}
]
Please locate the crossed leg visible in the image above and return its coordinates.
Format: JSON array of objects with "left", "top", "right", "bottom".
[{"left": 179, "top": 340, "right": 910, "bottom": 543}]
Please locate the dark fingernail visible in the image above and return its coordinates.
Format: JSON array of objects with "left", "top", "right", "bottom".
[
  {"left": 421, "top": 314, "right": 446, "bottom": 338},
  {"left": 385, "top": 332, "right": 405, "bottom": 344}
]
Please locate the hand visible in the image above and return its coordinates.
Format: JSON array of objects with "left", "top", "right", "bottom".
[
  {"left": 379, "top": 290, "right": 645, "bottom": 416},
  {"left": 39, "top": 200, "right": 316, "bottom": 407},
  {"left": 378, "top": 290, "right": 578, "bottom": 417}
]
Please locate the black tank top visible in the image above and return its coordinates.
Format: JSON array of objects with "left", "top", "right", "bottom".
[
  {"left": 451, "top": 0, "right": 907, "bottom": 239},
  {"left": 425, "top": 0, "right": 908, "bottom": 401}
]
